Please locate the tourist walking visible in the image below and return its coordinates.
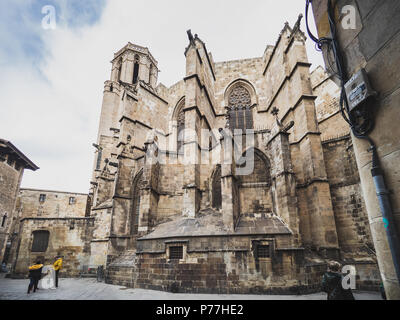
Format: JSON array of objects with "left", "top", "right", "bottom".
[
  {"left": 322, "top": 261, "right": 355, "bottom": 300},
  {"left": 27, "top": 261, "right": 43, "bottom": 294}
]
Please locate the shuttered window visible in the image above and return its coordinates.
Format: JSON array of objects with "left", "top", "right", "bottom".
[{"left": 31, "top": 231, "right": 50, "bottom": 252}]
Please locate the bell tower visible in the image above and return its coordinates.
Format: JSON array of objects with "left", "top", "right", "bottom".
[
  {"left": 110, "top": 42, "right": 159, "bottom": 87},
  {"left": 91, "top": 42, "right": 160, "bottom": 204}
]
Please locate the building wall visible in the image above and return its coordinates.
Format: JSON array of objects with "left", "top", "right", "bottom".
[
  {"left": 106, "top": 234, "right": 328, "bottom": 294},
  {"left": 0, "top": 156, "right": 24, "bottom": 264},
  {"left": 9, "top": 189, "right": 93, "bottom": 277},
  {"left": 312, "top": 0, "right": 400, "bottom": 299},
  {"left": 12, "top": 217, "right": 93, "bottom": 277},
  {"left": 17, "top": 189, "right": 90, "bottom": 218},
  {"left": 89, "top": 17, "right": 380, "bottom": 293}
]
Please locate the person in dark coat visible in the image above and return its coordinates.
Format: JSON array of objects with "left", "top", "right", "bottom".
[
  {"left": 27, "top": 261, "right": 44, "bottom": 294},
  {"left": 322, "top": 261, "right": 355, "bottom": 300}
]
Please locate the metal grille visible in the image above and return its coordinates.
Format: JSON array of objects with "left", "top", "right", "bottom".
[
  {"left": 170, "top": 246, "right": 183, "bottom": 260},
  {"left": 31, "top": 230, "right": 50, "bottom": 252},
  {"left": 257, "top": 245, "right": 270, "bottom": 258}
]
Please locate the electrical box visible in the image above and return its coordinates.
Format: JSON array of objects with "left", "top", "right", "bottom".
[{"left": 344, "top": 68, "right": 376, "bottom": 112}]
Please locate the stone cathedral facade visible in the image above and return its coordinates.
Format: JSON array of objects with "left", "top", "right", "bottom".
[{"left": 87, "top": 17, "right": 380, "bottom": 293}]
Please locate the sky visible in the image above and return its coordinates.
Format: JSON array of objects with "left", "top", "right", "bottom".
[{"left": 0, "top": 0, "right": 324, "bottom": 194}]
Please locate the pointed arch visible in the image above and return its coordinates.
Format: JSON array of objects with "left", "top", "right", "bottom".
[
  {"left": 133, "top": 54, "right": 140, "bottom": 84},
  {"left": 224, "top": 79, "right": 258, "bottom": 107},
  {"left": 130, "top": 169, "right": 144, "bottom": 235},
  {"left": 117, "top": 57, "right": 123, "bottom": 82},
  {"left": 238, "top": 148, "right": 271, "bottom": 186},
  {"left": 172, "top": 97, "right": 186, "bottom": 152},
  {"left": 211, "top": 165, "right": 222, "bottom": 210},
  {"left": 237, "top": 148, "right": 272, "bottom": 215},
  {"left": 224, "top": 80, "right": 257, "bottom": 131}
]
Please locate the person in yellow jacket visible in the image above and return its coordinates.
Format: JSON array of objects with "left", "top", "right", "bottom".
[
  {"left": 27, "top": 261, "right": 43, "bottom": 294},
  {"left": 53, "top": 256, "right": 63, "bottom": 288}
]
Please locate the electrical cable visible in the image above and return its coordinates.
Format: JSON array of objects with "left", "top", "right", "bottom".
[{"left": 305, "top": 0, "right": 375, "bottom": 146}]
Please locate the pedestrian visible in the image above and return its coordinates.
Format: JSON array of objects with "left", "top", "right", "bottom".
[
  {"left": 53, "top": 255, "right": 63, "bottom": 288},
  {"left": 321, "top": 261, "right": 355, "bottom": 300},
  {"left": 27, "top": 260, "right": 43, "bottom": 294}
]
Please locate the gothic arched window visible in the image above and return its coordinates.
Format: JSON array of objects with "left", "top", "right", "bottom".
[
  {"left": 117, "top": 58, "right": 122, "bottom": 82},
  {"left": 133, "top": 55, "right": 140, "bottom": 84},
  {"left": 212, "top": 165, "right": 222, "bottom": 209},
  {"left": 149, "top": 63, "right": 153, "bottom": 84},
  {"left": 228, "top": 85, "right": 253, "bottom": 131},
  {"left": 176, "top": 100, "right": 185, "bottom": 153}
]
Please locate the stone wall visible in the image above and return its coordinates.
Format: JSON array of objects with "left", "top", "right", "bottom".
[
  {"left": 12, "top": 217, "right": 94, "bottom": 277},
  {"left": 0, "top": 158, "right": 23, "bottom": 263},
  {"left": 17, "top": 189, "right": 90, "bottom": 218},
  {"left": 118, "top": 235, "right": 329, "bottom": 294},
  {"left": 8, "top": 189, "right": 92, "bottom": 277}
]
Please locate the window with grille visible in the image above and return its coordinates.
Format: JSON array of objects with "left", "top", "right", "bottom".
[
  {"left": 69, "top": 197, "right": 76, "bottom": 205},
  {"left": 257, "top": 245, "right": 270, "bottom": 258},
  {"left": 39, "top": 194, "right": 46, "bottom": 203},
  {"left": 31, "top": 230, "right": 50, "bottom": 252},
  {"left": 169, "top": 246, "right": 183, "bottom": 260}
]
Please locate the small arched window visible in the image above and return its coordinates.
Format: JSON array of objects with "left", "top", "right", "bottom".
[
  {"left": 31, "top": 230, "right": 50, "bottom": 252},
  {"left": 176, "top": 99, "right": 185, "bottom": 153},
  {"left": 212, "top": 165, "right": 222, "bottom": 209},
  {"left": 117, "top": 58, "right": 122, "bottom": 81},
  {"left": 133, "top": 55, "right": 140, "bottom": 84},
  {"left": 149, "top": 63, "right": 153, "bottom": 84},
  {"left": 227, "top": 85, "right": 253, "bottom": 131}
]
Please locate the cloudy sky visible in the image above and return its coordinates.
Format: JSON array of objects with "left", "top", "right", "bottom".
[{"left": 0, "top": 0, "right": 324, "bottom": 194}]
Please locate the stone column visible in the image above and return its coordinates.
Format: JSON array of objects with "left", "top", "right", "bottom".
[
  {"left": 181, "top": 107, "right": 200, "bottom": 218},
  {"left": 219, "top": 130, "right": 238, "bottom": 232},
  {"left": 268, "top": 128, "right": 300, "bottom": 245},
  {"left": 139, "top": 140, "right": 159, "bottom": 232}
]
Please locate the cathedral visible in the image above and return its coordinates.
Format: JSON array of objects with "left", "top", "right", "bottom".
[{"left": 84, "top": 16, "right": 379, "bottom": 293}]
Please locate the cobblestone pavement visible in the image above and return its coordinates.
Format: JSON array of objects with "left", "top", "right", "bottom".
[{"left": 0, "top": 277, "right": 382, "bottom": 300}]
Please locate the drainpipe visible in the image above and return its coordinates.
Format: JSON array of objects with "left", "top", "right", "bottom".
[{"left": 370, "top": 145, "right": 400, "bottom": 284}]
